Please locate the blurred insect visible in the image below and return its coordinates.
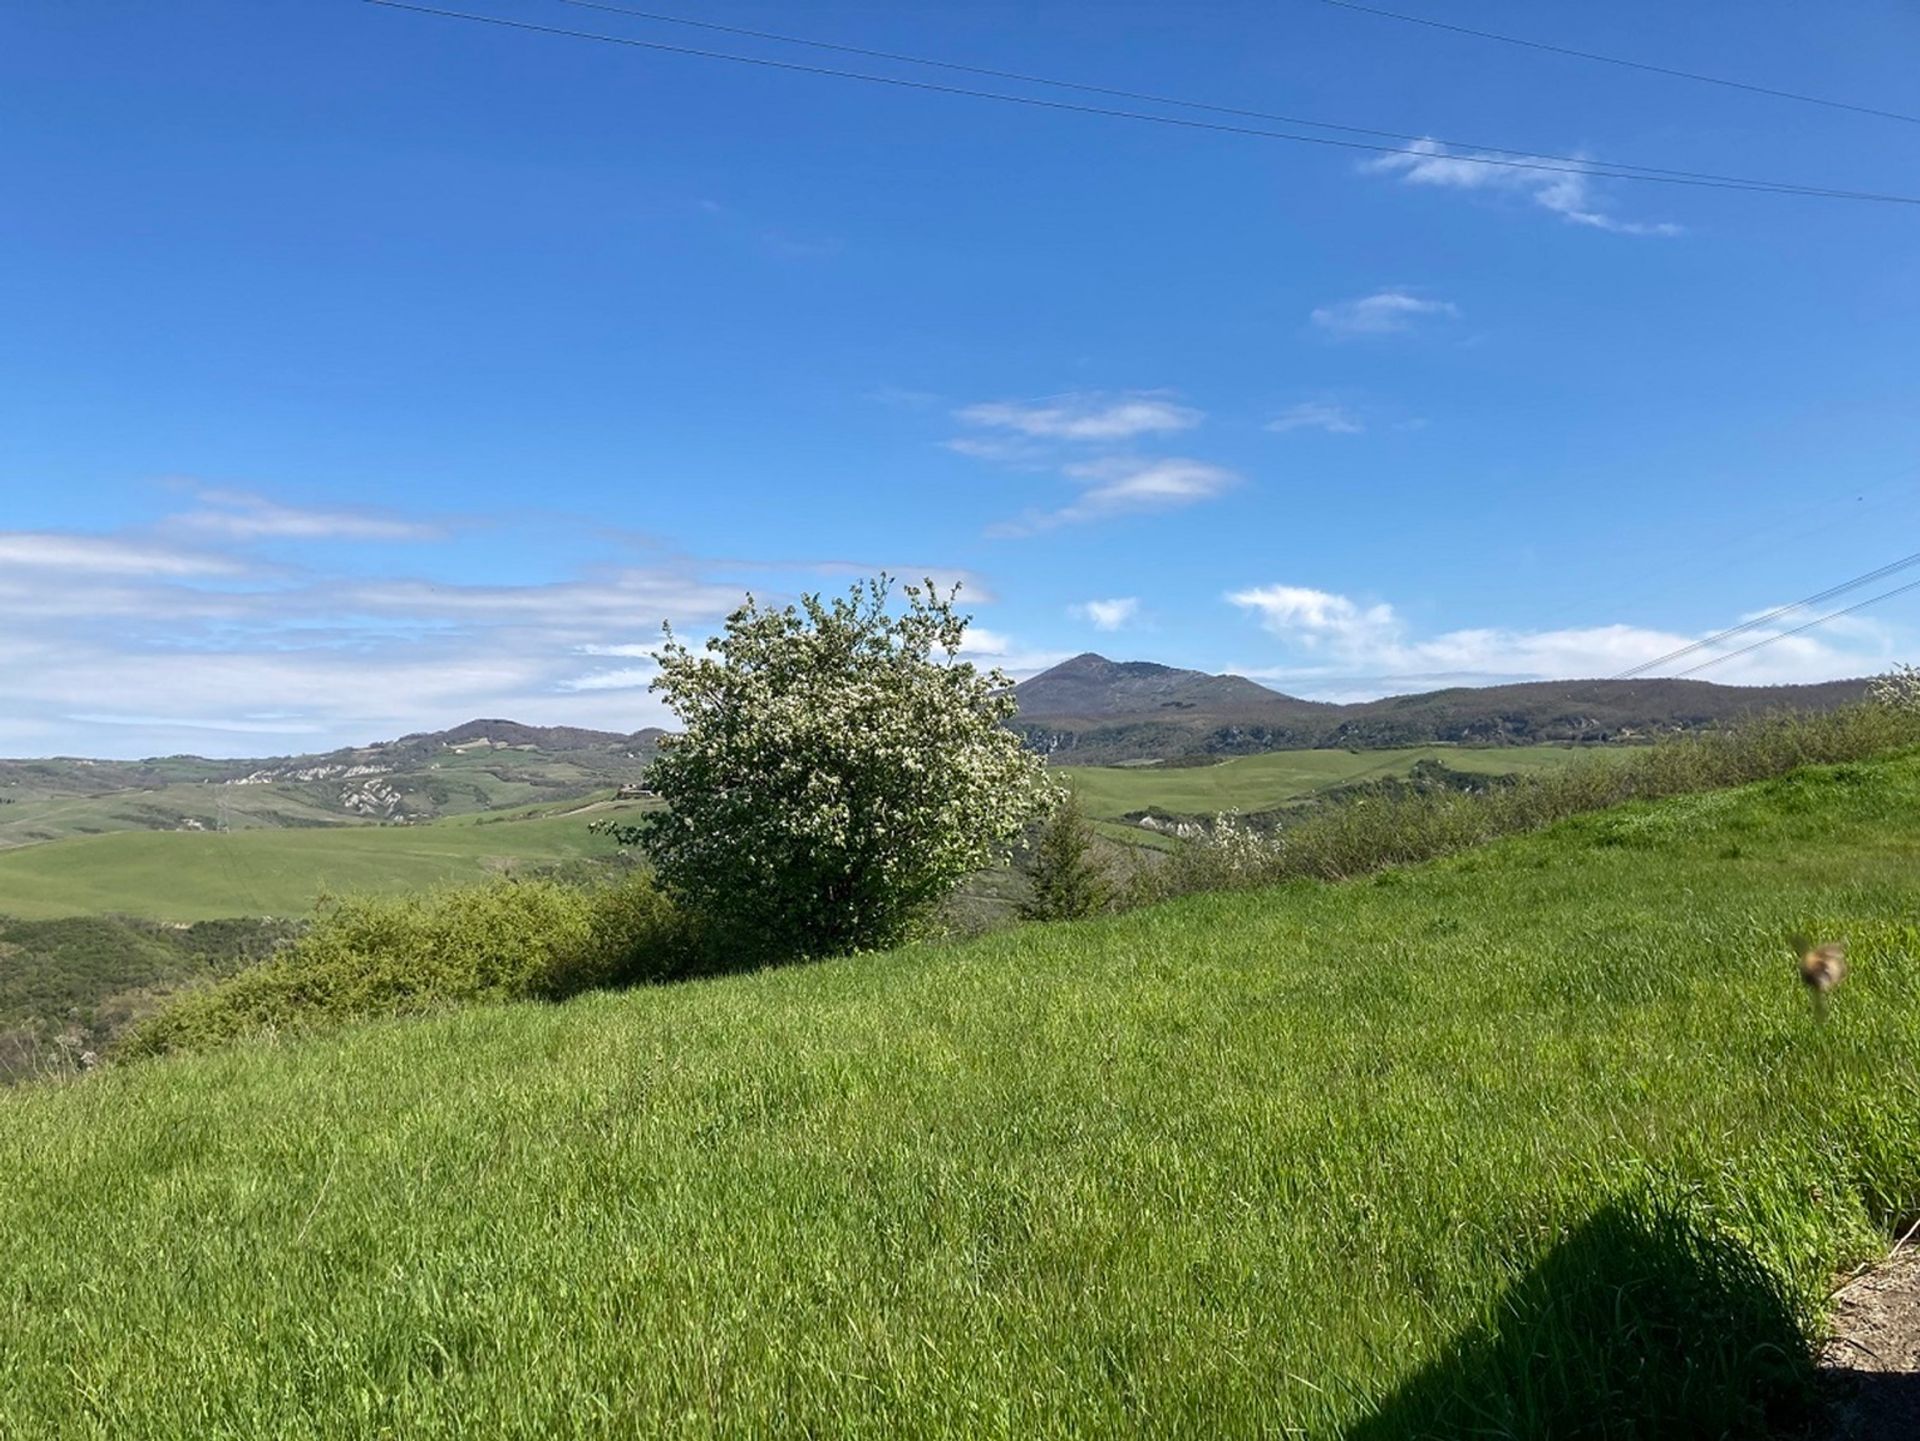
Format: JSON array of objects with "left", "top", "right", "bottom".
[{"left": 1791, "top": 935, "right": 1848, "bottom": 1017}]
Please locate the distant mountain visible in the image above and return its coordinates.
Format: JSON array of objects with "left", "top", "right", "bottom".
[
  {"left": 0, "top": 720, "right": 665, "bottom": 849},
  {"left": 1011, "top": 653, "right": 1325, "bottom": 720},
  {"left": 1012, "top": 655, "right": 1873, "bottom": 763}
]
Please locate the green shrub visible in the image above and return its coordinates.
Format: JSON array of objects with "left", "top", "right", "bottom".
[{"left": 123, "top": 875, "right": 692, "bottom": 1059}]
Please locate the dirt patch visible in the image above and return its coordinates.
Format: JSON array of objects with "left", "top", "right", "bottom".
[{"left": 1817, "top": 1245, "right": 1920, "bottom": 1439}]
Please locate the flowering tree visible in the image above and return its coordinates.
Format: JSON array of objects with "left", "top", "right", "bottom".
[
  {"left": 1869, "top": 662, "right": 1920, "bottom": 714},
  {"left": 628, "top": 576, "right": 1054, "bottom": 957}
]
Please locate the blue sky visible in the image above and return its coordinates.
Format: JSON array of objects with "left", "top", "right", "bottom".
[{"left": 4, "top": 0, "right": 1919, "bottom": 756}]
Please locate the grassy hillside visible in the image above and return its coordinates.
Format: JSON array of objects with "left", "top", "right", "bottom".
[
  {"left": 1062, "top": 743, "right": 1592, "bottom": 823},
  {"left": 4, "top": 755, "right": 1919, "bottom": 1435},
  {"left": 0, "top": 804, "right": 649, "bottom": 922},
  {"left": 0, "top": 721, "right": 660, "bottom": 849}
]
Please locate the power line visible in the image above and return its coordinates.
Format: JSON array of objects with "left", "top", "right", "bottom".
[
  {"left": 530, "top": 0, "right": 1836, "bottom": 192},
  {"left": 1670, "top": 575, "right": 1920, "bottom": 679},
  {"left": 1614, "top": 545, "right": 1920, "bottom": 680},
  {"left": 364, "top": 1, "right": 1920, "bottom": 208},
  {"left": 1310, "top": 0, "right": 1920, "bottom": 127}
]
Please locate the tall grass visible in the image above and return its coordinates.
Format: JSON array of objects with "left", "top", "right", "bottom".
[
  {"left": 3, "top": 751, "right": 1919, "bottom": 1435},
  {"left": 1145, "top": 702, "right": 1920, "bottom": 900}
]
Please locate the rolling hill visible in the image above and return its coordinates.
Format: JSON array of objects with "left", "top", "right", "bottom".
[
  {"left": 0, "top": 720, "right": 663, "bottom": 849},
  {"left": 1014, "top": 654, "right": 1873, "bottom": 762},
  {"left": 0, "top": 800, "right": 653, "bottom": 923},
  {"left": 0, "top": 661, "right": 1879, "bottom": 851}
]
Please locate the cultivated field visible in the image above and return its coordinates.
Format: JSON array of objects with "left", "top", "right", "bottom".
[
  {"left": 4, "top": 753, "right": 1917, "bottom": 1435},
  {"left": 0, "top": 803, "right": 651, "bottom": 922},
  {"left": 1061, "top": 742, "right": 1597, "bottom": 820}
]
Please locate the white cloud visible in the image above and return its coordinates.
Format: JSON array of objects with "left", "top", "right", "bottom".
[
  {"left": 1229, "top": 585, "right": 1400, "bottom": 652},
  {"left": 946, "top": 389, "right": 1237, "bottom": 537},
  {"left": 943, "top": 434, "right": 1054, "bottom": 468},
  {"left": 956, "top": 391, "right": 1202, "bottom": 442},
  {"left": 1070, "top": 597, "right": 1141, "bottom": 631},
  {"left": 1366, "top": 140, "right": 1683, "bottom": 238},
  {"left": 1268, "top": 400, "right": 1364, "bottom": 435},
  {"left": 1067, "top": 456, "right": 1236, "bottom": 510},
  {"left": 175, "top": 489, "right": 446, "bottom": 542},
  {"left": 560, "top": 666, "right": 660, "bottom": 693},
  {"left": 0, "top": 517, "right": 817, "bottom": 756},
  {"left": 991, "top": 456, "right": 1240, "bottom": 537},
  {"left": 0, "top": 532, "right": 247, "bottom": 577},
  {"left": 1310, "top": 290, "right": 1459, "bottom": 338},
  {"left": 576, "top": 643, "right": 660, "bottom": 658},
  {"left": 958, "top": 624, "right": 1075, "bottom": 680},
  {"left": 1227, "top": 582, "right": 1895, "bottom": 697}
]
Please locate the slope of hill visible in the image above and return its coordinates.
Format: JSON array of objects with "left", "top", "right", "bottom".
[
  {"left": 0, "top": 801, "right": 652, "bottom": 922},
  {"left": 0, "top": 915, "right": 297, "bottom": 1083},
  {"left": 1013, "top": 655, "right": 1872, "bottom": 761},
  {"left": 4, "top": 755, "right": 1918, "bottom": 1434},
  {"left": 0, "top": 720, "right": 663, "bottom": 849},
  {"left": 1063, "top": 742, "right": 1595, "bottom": 826}
]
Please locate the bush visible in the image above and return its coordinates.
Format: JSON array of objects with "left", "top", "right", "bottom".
[
  {"left": 625, "top": 575, "right": 1053, "bottom": 958},
  {"left": 123, "top": 875, "right": 692, "bottom": 1059}
]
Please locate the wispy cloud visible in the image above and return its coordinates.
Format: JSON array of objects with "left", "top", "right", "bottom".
[
  {"left": 991, "top": 457, "right": 1240, "bottom": 537},
  {"left": 0, "top": 506, "right": 970, "bottom": 755},
  {"left": 943, "top": 434, "right": 1056, "bottom": 468},
  {"left": 559, "top": 665, "right": 660, "bottom": 693},
  {"left": 0, "top": 532, "right": 248, "bottom": 577},
  {"left": 1066, "top": 457, "right": 1236, "bottom": 512},
  {"left": 1267, "top": 400, "right": 1365, "bottom": 435},
  {"left": 1227, "top": 582, "right": 1893, "bottom": 697},
  {"left": 950, "top": 386, "right": 1239, "bottom": 537},
  {"left": 958, "top": 624, "right": 1075, "bottom": 680},
  {"left": 1365, "top": 140, "right": 1683, "bottom": 237},
  {"left": 956, "top": 391, "right": 1202, "bottom": 442},
  {"left": 173, "top": 489, "right": 447, "bottom": 542},
  {"left": 1310, "top": 290, "right": 1459, "bottom": 338},
  {"left": 1070, "top": 597, "right": 1141, "bottom": 631}
]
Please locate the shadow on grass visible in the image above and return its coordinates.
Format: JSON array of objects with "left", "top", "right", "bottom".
[
  {"left": 1819, "top": 1368, "right": 1920, "bottom": 1440},
  {"left": 1345, "top": 1199, "right": 1816, "bottom": 1440}
]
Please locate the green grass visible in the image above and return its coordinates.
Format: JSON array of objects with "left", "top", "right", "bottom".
[
  {"left": 4, "top": 755, "right": 1920, "bottom": 1435},
  {"left": 0, "top": 806, "right": 649, "bottom": 922},
  {"left": 0, "top": 778, "right": 351, "bottom": 849},
  {"left": 1062, "top": 742, "right": 1595, "bottom": 821}
]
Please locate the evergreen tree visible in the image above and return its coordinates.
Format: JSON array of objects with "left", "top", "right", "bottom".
[{"left": 1019, "top": 793, "right": 1111, "bottom": 922}]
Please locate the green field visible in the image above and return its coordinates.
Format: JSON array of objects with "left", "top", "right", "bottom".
[
  {"left": 4, "top": 754, "right": 1918, "bottom": 1435},
  {"left": 0, "top": 777, "right": 348, "bottom": 849},
  {"left": 0, "top": 804, "right": 649, "bottom": 922},
  {"left": 0, "top": 744, "right": 653, "bottom": 850},
  {"left": 1061, "top": 743, "right": 1597, "bottom": 822},
  {"left": 0, "top": 748, "right": 1593, "bottom": 921}
]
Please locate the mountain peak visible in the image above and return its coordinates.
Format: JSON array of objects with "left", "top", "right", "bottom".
[{"left": 1015, "top": 655, "right": 1300, "bottom": 719}]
